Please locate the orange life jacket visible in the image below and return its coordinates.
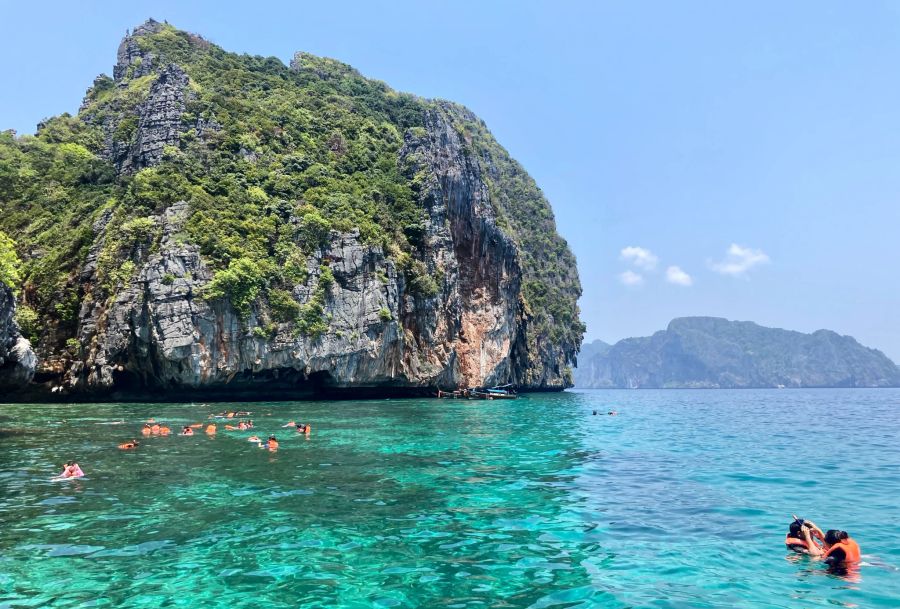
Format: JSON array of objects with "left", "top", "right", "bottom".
[
  {"left": 785, "top": 535, "right": 808, "bottom": 550},
  {"left": 206, "top": 424, "right": 216, "bottom": 434},
  {"left": 269, "top": 440, "right": 279, "bottom": 449},
  {"left": 825, "top": 538, "right": 861, "bottom": 563}
]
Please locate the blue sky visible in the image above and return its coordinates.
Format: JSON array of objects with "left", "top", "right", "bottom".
[{"left": 2, "top": 1, "right": 898, "bottom": 360}]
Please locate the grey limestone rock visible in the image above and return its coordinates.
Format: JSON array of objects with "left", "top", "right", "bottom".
[{"left": 0, "top": 285, "right": 36, "bottom": 392}]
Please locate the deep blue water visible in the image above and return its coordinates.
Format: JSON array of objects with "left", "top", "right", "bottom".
[{"left": 1, "top": 389, "right": 898, "bottom": 608}]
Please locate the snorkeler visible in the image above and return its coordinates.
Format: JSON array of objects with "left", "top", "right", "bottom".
[
  {"left": 118, "top": 439, "right": 139, "bottom": 450},
  {"left": 785, "top": 517, "right": 823, "bottom": 553},
  {"left": 205, "top": 423, "right": 217, "bottom": 435},
  {"left": 141, "top": 424, "right": 152, "bottom": 436},
  {"left": 150, "top": 423, "right": 161, "bottom": 435},
  {"left": 267, "top": 436, "right": 279, "bottom": 450},
  {"left": 58, "top": 461, "right": 85, "bottom": 478},
  {"left": 182, "top": 426, "right": 194, "bottom": 436},
  {"left": 159, "top": 425, "right": 171, "bottom": 436}
]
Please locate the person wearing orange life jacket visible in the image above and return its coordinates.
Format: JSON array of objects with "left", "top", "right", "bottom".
[
  {"left": 785, "top": 517, "right": 823, "bottom": 553},
  {"left": 798, "top": 524, "right": 861, "bottom": 567}
]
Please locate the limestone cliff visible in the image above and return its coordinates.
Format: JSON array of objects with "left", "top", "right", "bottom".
[
  {"left": 0, "top": 20, "right": 583, "bottom": 400},
  {"left": 0, "top": 285, "right": 36, "bottom": 392}
]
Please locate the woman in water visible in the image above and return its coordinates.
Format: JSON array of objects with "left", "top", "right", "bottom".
[
  {"left": 801, "top": 526, "right": 862, "bottom": 567},
  {"left": 182, "top": 426, "right": 194, "bottom": 436},
  {"left": 58, "top": 461, "right": 84, "bottom": 478}
]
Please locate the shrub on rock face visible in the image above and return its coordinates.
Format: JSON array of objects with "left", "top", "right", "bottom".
[
  {"left": 0, "top": 231, "right": 20, "bottom": 290},
  {"left": 202, "top": 257, "right": 273, "bottom": 318},
  {"left": 269, "top": 288, "right": 301, "bottom": 322}
]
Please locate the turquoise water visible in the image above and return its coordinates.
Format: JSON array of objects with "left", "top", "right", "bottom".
[{"left": 1, "top": 389, "right": 898, "bottom": 608}]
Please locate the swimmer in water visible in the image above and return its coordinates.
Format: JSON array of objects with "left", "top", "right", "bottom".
[
  {"left": 248, "top": 435, "right": 261, "bottom": 443},
  {"left": 159, "top": 425, "right": 171, "bottom": 436},
  {"left": 205, "top": 423, "right": 217, "bottom": 435},
  {"left": 181, "top": 426, "right": 194, "bottom": 436},
  {"left": 802, "top": 526, "right": 862, "bottom": 568},
  {"left": 281, "top": 421, "right": 297, "bottom": 428},
  {"left": 150, "top": 423, "right": 161, "bottom": 435},
  {"left": 267, "top": 436, "right": 279, "bottom": 450},
  {"left": 141, "top": 424, "right": 152, "bottom": 436},
  {"left": 59, "top": 461, "right": 85, "bottom": 478},
  {"left": 118, "top": 439, "right": 139, "bottom": 450}
]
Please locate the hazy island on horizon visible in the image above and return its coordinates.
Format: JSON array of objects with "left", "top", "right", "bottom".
[{"left": 575, "top": 316, "right": 900, "bottom": 389}]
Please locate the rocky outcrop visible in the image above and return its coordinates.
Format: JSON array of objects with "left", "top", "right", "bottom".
[
  {"left": 114, "top": 19, "right": 164, "bottom": 80},
  {"left": 4, "top": 21, "right": 583, "bottom": 400},
  {"left": 55, "top": 103, "right": 531, "bottom": 399},
  {"left": 574, "top": 317, "right": 900, "bottom": 389},
  {"left": 0, "top": 285, "right": 36, "bottom": 392}
]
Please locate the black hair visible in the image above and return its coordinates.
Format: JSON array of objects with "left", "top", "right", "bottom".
[
  {"left": 824, "top": 529, "right": 848, "bottom": 545},
  {"left": 789, "top": 519, "right": 804, "bottom": 538}
]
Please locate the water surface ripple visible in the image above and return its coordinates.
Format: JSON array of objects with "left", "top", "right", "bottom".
[{"left": 1, "top": 389, "right": 898, "bottom": 607}]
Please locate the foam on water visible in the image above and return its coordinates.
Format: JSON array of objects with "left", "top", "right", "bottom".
[{"left": 1, "top": 389, "right": 898, "bottom": 607}]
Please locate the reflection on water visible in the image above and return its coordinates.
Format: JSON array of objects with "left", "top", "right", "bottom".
[{"left": 0, "top": 389, "right": 898, "bottom": 608}]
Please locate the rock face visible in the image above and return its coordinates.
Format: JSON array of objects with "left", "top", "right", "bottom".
[
  {"left": 2, "top": 21, "right": 583, "bottom": 400},
  {"left": 0, "top": 285, "right": 36, "bottom": 392},
  {"left": 574, "top": 317, "right": 900, "bottom": 389}
]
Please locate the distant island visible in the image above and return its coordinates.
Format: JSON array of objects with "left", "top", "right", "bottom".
[{"left": 574, "top": 317, "right": 900, "bottom": 389}]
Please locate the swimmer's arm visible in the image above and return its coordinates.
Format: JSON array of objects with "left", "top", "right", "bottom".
[
  {"left": 804, "top": 520, "right": 825, "bottom": 540},
  {"left": 802, "top": 528, "right": 824, "bottom": 557}
]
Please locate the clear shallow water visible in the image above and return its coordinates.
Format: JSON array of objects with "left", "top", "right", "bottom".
[{"left": 1, "top": 389, "right": 898, "bottom": 608}]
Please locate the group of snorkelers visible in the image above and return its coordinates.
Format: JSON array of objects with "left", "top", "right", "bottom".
[
  {"left": 786, "top": 515, "right": 861, "bottom": 570},
  {"left": 115, "top": 413, "right": 310, "bottom": 453}
]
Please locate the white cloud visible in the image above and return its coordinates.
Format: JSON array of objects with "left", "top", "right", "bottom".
[
  {"left": 620, "top": 246, "right": 658, "bottom": 270},
  {"left": 710, "top": 244, "right": 770, "bottom": 277},
  {"left": 666, "top": 266, "right": 693, "bottom": 286},
  {"left": 619, "top": 270, "right": 644, "bottom": 286}
]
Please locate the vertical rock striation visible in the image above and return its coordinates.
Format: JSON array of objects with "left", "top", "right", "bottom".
[{"left": 0, "top": 285, "right": 36, "bottom": 392}]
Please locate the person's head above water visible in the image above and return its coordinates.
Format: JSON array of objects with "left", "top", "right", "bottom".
[
  {"left": 789, "top": 518, "right": 806, "bottom": 538},
  {"left": 824, "top": 530, "right": 849, "bottom": 546}
]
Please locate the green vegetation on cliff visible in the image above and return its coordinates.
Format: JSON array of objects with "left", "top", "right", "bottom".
[
  {"left": 0, "top": 20, "right": 582, "bottom": 381},
  {"left": 0, "top": 229, "right": 20, "bottom": 290}
]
